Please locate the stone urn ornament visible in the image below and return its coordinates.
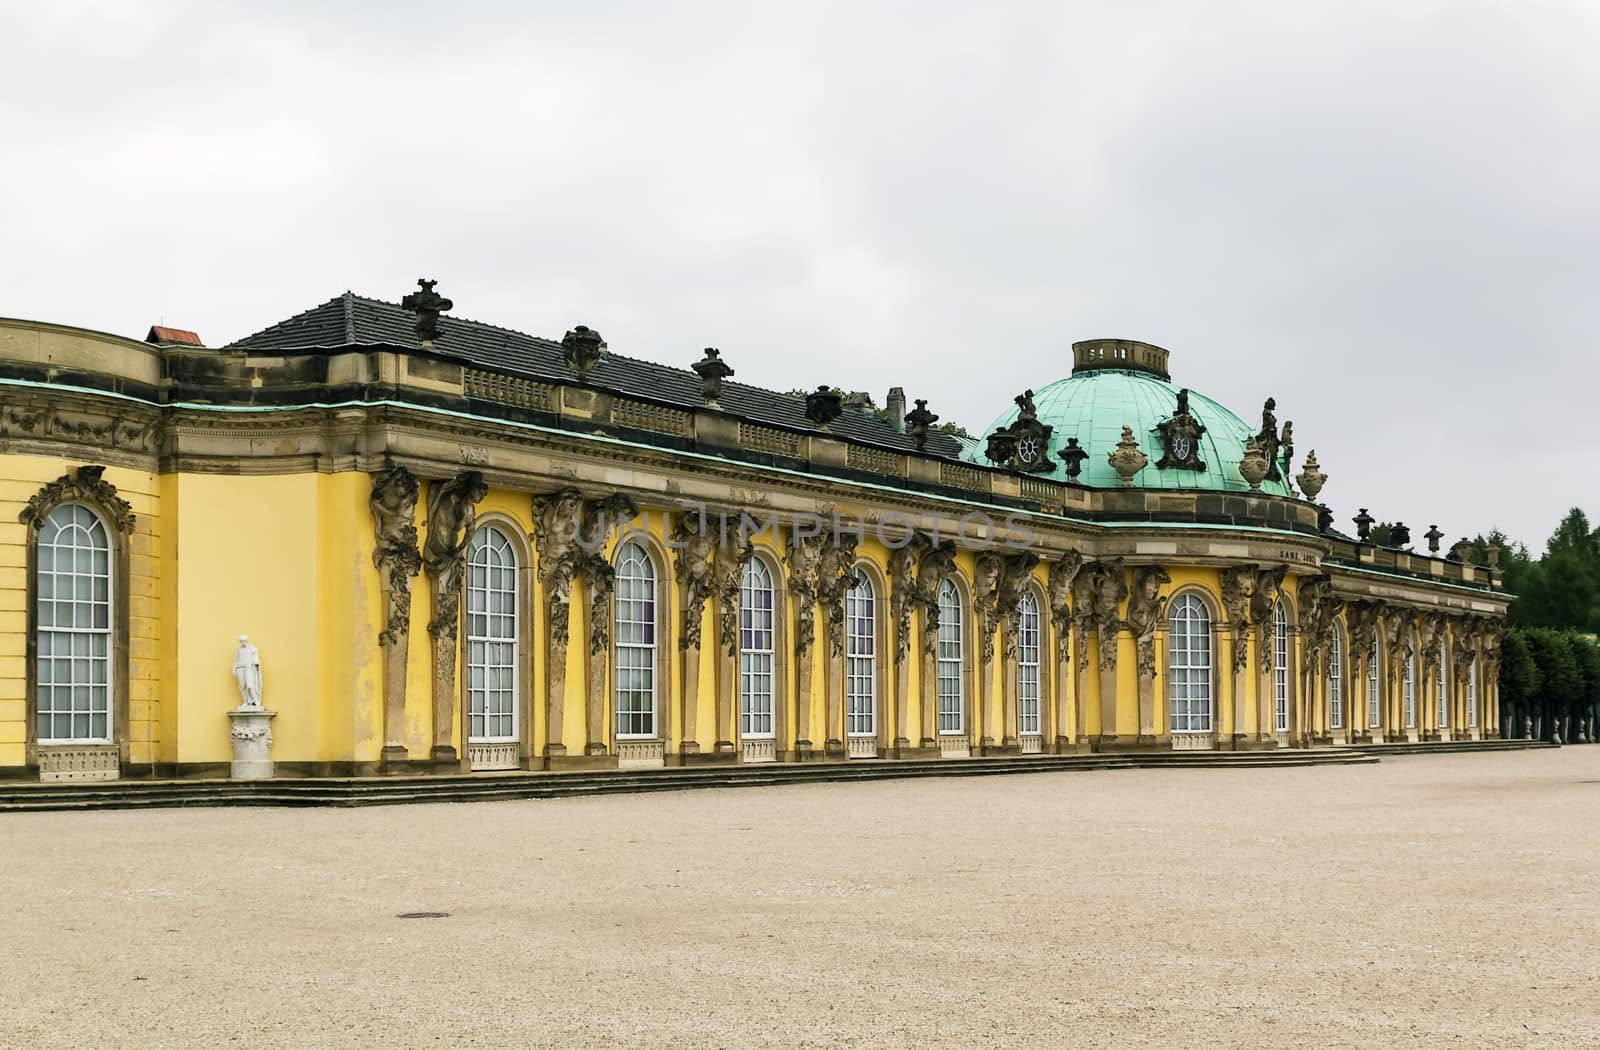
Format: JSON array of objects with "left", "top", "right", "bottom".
[
  {"left": 1295, "top": 450, "right": 1327, "bottom": 501},
  {"left": 1106, "top": 425, "right": 1148, "bottom": 488},
  {"left": 228, "top": 634, "right": 276, "bottom": 780},
  {"left": 691, "top": 347, "right": 734, "bottom": 404},
  {"left": 1238, "top": 437, "right": 1270, "bottom": 491}
]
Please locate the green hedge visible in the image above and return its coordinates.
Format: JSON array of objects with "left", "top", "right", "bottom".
[{"left": 1500, "top": 626, "right": 1600, "bottom": 740}]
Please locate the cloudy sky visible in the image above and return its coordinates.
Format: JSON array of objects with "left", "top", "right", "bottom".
[{"left": 4, "top": 1, "right": 1595, "bottom": 550}]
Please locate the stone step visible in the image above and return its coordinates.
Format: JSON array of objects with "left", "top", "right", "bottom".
[{"left": 0, "top": 748, "right": 1387, "bottom": 812}]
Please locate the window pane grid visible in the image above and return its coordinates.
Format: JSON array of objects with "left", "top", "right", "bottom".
[
  {"left": 1438, "top": 647, "right": 1449, "bottom": 729},
  {"left": 1329, "top": 626, "right": 1344, "bottom": 729},
  {"left": 1167, "top": 594, "right": 1212, "bottom": 733},
  {"left": 1467, "top": 655, "right": 1478, "bottom": 729},
  {"left": 846, "top": 579, "right": 876, "bottom": 737},
  {"left": 36, "top": 506, "right": 112, "bottom": 743},
  {"left": 614, "top": 543, "right": 658, "bottom": 738},
  {"left": 740, "top": 560, "right": 775, "bottom": 738},
  {"left": 937, "top": 580, "right": 964, "bottom": 734},
  {"left": 1273, "top": 602, "right": 1289, "bottom": 732},
  {"left": 1018, "top": 594, "right": 1041, "bottom": 735},
  {"left": 1368, "top": 638, "right": 1381, "bottom": 729},
  {"left": 1405, "top": 653, "right": 1416, "bottom": 729},
  {"left": 466, "top": 527, "right": 518, "bottom": 742}
]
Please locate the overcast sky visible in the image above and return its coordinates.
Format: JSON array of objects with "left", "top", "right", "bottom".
[{"left": 4, "top": 1, "right": 1595, "bottom": 551}]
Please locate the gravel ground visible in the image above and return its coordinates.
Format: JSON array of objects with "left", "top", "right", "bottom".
[{"left": 2, "top": 750, "right": 1598, "bottom": 1049}]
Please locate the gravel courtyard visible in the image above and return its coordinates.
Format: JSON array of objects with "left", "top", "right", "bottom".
[{"left": 2, "top": 751, "right": 1598, "bottom": 1049}]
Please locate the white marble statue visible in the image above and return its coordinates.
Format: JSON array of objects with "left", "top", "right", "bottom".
[{"left": 233, "top": 634, "right": 263, "bottom": 709}]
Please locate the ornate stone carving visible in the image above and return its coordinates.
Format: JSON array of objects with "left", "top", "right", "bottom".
[
  {"left": 787, "top": 528, "right": 826, "bottom": 654},
  {"left": 1424, "top": 524, "right": 1444, "bottom": 555},
  {"left": 817, "top": 529, "right": 863, "bottom": 658},
  {"left": 1353, "top": 508, "right": 1374, "bottom": 543},
  {"left": 1047, "top": 552, "right": 1084, "bottom": 666},
  {"left": 561, "top": 325, "right": 606, "bottom": 376},
  {"left": 1220, "top": 564, "right": 1259, "bottom": 673},
  {"left": 1070, "top": 563, "right": 1098, "bottom": 674},
  {"left": 804, "top": 386, "right": 843, "bottom": 428},
  {"left": 1238, "top": 437, "right": 1269, "bottom": 492},
  {"left": 1279, "top": 421, "right": 1294, "bottom": 482},
  {"left": 1390, "top": 522, "right": 1411, "bottom": 549},
  {"left": 1126, "top": 566, "right": 1170, "bottom": 681},
  {"left": 672, "top": 512, "right": 719, "bottom": 650},
  {"left": 1297, "top": 574, "right": 1339, "bottom": 672},
  {"left": 1348, "top": 602, "right": 1382, "bottom": 668},
  {"left": 1453, "top": 618, "right": 1478, "bottom": 685},
  {"left": 423, "top": 471, "right": 489, "bottom": 639},
  {"left": 997, "top": 552, "right": 1041, "bottom": 660},
  {"left": 888, "top": 534, "right": 931, "bottom": 664},
  {"left": 401, "top": 278, "right": 453, "bottom": 344},
  {"left": 1106, "top": 427, "right": 1147, "bottom": 488},
  {"left": 370, "top": 467, "right": 422, "bottom": 645},
  {"left": 1296, "top": 450, "right": 1326, "bottom": 501},
  {"left": 1382, "top": 607, "right": 1416, "bottom": 679},
  {"left": 912, "top": 539, "right": 959, "bottom": 657},
  {"left": 972, "top": 551, "right": 1004, "bottom": 665},
  {"left": 1056, "top": 437, "right": 1088, "bottom": 479},
  {"left": 19, "top": 465, "right": 136, "bottom": 536},
  {"left": 904, "top": 400, "right": 938, "bottom": 451},
  {"left": 1154, "top": 388, "right": 1207, "bottom": 470},
  {"left": 984, "top": 391, "right": 1056, "bottom": 474},
  {"left": 691, "top": 347, "right": 734, "bottom": 403},
  {"left": 1420, "top": 613, "right": 1446, "bottom": 666},
  {"left": 712, "top": 537, "right": 754, "bottom": 659},
  {"left": 1251, "top": 566, "right": 1287, "bottom": 673},
  {"left": 1256, "top": 397, "right": 1282, "bottom": 482},
  {"left": 1093, "top": 558, "right": 1127, "bottom": 672},
  {"left": 584, "top": 554, "right": 616, "bottom": 656}
]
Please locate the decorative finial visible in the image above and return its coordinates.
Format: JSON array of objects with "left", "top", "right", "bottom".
[
  {"left": 1424, "top": 524, "right": 1444, "bottom": 554},
  {"left": 804, "top": 385, "right": 843, "bottom": 428},
  {"left": 561, "top": 325, "right": 606, "bottom": 376},
  {"left": 1295, "top": 449, "right": 1326, "bottom": 501},
  {"left": 1107, "top": 425, "right": 1148, "bottom": 488},
  {"left": 1057, "top": 437, "right": 1088, "bottom": 479},
  {"left": 1238, "top": 436, "right": 1269, "bottom": 491},
  {"left": 1353, "top": 508, "right": 1374, "bottom": 542},
  {"left": 691, "top": 347, "right": 734, "bottom": 404},
  {"left": 1014, "top": 389, "right": 1038, "bottom": 422},
  {"left": 904, "top": 398, "right": 939, "bottom": 451},
  {"left": 400, "top": 278, "right": 453, "bottom": 345},
  {"left": 1390, "top": 522, "right": 1411, "bottom": 548}
]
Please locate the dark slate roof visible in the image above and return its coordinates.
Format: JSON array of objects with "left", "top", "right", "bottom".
[{"left": 225, "top": 292, "right": 965, "bottom": 458}]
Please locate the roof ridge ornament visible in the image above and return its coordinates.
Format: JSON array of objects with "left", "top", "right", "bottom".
[
  {"left": 1107, "top": 425, "right": 1148, "bottom": 487},
  {"left": 561, "top": 325, "right": 606, "bottom": 377},
  {"left": 691, "top": 347, "right": 734, "bottom": 405},
  {"left": 400, "top": 278, "right": 453, "bottom": 347},
  {"left": 1153, "top": 387, "right": 1207, "bottom": 471},
  {"left": 904, "top": 398, "right": 939, "bottom": 451},
  {"left": 983, "top": 389, "right": 1055, "bottom": 474},
  {"left": 804, "top": 385, "right": 843, "bottom": 429},
  {"left": 1295, "top": 449, "right": 1327, "bottom": 501}
]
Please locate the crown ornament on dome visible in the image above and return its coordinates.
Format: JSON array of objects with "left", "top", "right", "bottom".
[{"left": 1107, "top": 426, "right": 1148, "bottom": 488}]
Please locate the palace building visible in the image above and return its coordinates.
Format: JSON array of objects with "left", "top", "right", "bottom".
[{"left": 0, "top": 282, "right": 1509, "bottom": 781}]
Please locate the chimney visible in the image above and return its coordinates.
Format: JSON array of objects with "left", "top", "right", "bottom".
[{"left": 885, "top": 387, "right": 906, "bottom": 432}]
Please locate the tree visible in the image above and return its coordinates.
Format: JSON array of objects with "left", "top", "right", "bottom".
[
  {"left": 935, "top": 421, "right": 974, "bottom": 439},
  {"left": 1498, "top": 627, "right": 1541, "bottom": 734},
  {"left": 1524, "top": 628, "right": 1582, "bottom": 739}
]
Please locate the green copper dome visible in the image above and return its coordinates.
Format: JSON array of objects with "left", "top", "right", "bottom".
[{"left": 962, "top": 340, "right": 1293, "bottom": 496}]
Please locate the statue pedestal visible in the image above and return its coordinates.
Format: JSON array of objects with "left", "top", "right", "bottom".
[{"left": 228, "top": 707, "right": 277, "bottom": 780}]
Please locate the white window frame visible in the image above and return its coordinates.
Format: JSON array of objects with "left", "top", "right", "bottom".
[
  {"left": 1438, "top": 644, "right": 1449, "bottom": 729},
  {"left": 1168, "top": 593, "right": 1213, "bottom": 734},
  {"left": 1273, "top": 601, "right": 1289, "bottom": 732},
  {"left": 739, "top": 558, "right": 776, "bottom": 739},
  {"left": 614, "top": 541, "right": 658, "bottom": 739},
  {"left": 1404, "top": 652, "right": 1416, "bottom": 729},
  {"left": 937, "top": 580, "right": 965, "bottom": 735},
  {"left": 845, "top": 575, "right": 876, "bottom": 738},
  {"left": 1018, "top": 592, "right": 1042, "bottom": 736},
  {"left": 1368, "top": 637, "right": 1381, "bottom": 729},
  {"left": 465, "top": 526, "right": 518, "bottom": 744},
  {"left": 1467, "top": 652, "right": 1478, "bottom": 729},
  {"left": 36, "top": 504, "right": 114, "bottom": 744},
  {"left": 1328, "top": 624, "right": 1344, "bottom": 730}
]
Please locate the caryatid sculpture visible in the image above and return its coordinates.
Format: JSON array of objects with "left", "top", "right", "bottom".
[
  {"left": 370, "top": 466, "right": 421, "bottom": 761},
  {"left": 1125, "top": 566, "right": 1171, "bottom": 682},
  {"left": 1219, "top": 563, "right": 1259, "bottom": 674},
  {"left": 423, "top": 471, "right": 489, "bottom": 761}
]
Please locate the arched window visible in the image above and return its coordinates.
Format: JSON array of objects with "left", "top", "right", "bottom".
[
  {"left": 614, "top": 541, "right": 658, "bottom": 739},
  {"left": 845, "top": 575, "right": 877, "bottom": 738},
  {"left": 1367, "top": 637, "right": 1380, "bottom": 729},
  {"left": 1328, "top": 624, "right": 1345, "bottom": 730},
  {"left": 1404, "top": 651, "right": 1416, "bottom": 729},
  {"left": 1437, "top": 641, "right": 1449, "bottom": 729},
  {"left": 36, "top": 505, "right": 112, "bottom": 743},
  {"left": 465, "top": 526, "right": 518, "bottom": 744},
  {"left": 739, "top": 558, "right": 775, "bottom": 739},
  {"left": 1467, "top": 652, "right": 1478, "bottom": 729},
  {"left": 1273, "top": 600, "right": 1289, "bottom": 732},
  {"left": 937, "top": 580, "right": 965, "bottom": 735},
  {"left": 1168, "top": 594, "right": 1213, "bottom": 733},
  {"left": 1018, "top": 593, "right": 1042, "bottom": 736}
]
